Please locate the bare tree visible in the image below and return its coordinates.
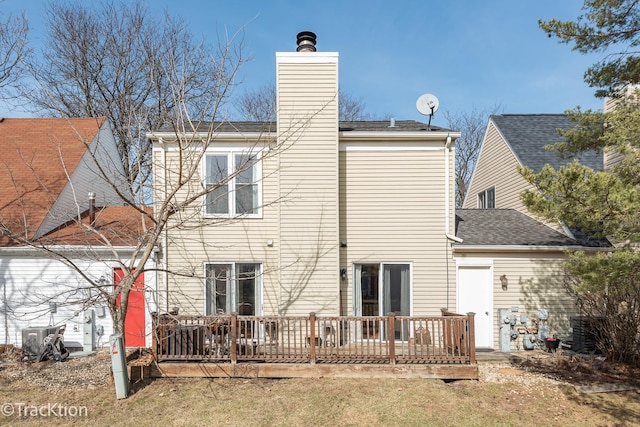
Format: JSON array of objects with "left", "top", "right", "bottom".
[
  {"left": 234, "top": 83, "right": 277, "bottom": 122},
  {"left": 338, "top": 92, "right": 370, "bottom": 121},
  {"left": 0, "top": 8, "right": 255, "bottom": 342},
  {"left": 442, "top": 105, "right": 501, "bottom": 207},
  {"left": 23, "top": 1, "right": 233, "bottom": 198},
  {"left": 234, "top": 82, "right": 372, "bottom": 121},
  {"left": 0, "top": 9, "right": 29, "bottom": 96}
]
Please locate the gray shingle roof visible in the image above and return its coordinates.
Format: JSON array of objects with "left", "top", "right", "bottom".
[
  {"left": 490, "top": 114, "right": 603, "bottom": 172},
  {"left": 159, "top": 120, "right": 452, "bottom": 133},
  {"left": 455, "top": 209, "right": 609, "bottom": 247},
  {"left": 339, "top": 120, "right": 451, "bottom": 132}
]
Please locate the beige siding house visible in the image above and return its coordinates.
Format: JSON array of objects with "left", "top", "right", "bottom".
[
  {"left": 457, "top": 114, "right": 609, "bottom": 350},
  {"left": 150, "top": 33, "right": 461, "bottom": 326}
]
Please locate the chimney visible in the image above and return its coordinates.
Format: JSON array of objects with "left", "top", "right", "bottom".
[
  {"left": 88, "top": 192, "right": 96, "bottom": 225},
  {"left": 296, "top": 31, "right": 317, "bottom": 52}
]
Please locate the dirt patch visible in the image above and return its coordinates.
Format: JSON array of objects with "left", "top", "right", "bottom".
[{"left": 0, "top": 347, "right": 112, "bottom": 392}]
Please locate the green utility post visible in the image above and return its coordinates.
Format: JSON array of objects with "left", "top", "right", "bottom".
[{"left": 109, "top": 334, "right": 129, "bottom": 399}]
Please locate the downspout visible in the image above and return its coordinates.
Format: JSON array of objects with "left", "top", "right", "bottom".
[
  {"left": 160, "top": 138, "right": 170, "bottom": 313},
  {"left": 443, "top": 135, "right": 463, "bottom": 310},
  {"left": 444, "top": 135, "right": 453, "bottom": 238}
]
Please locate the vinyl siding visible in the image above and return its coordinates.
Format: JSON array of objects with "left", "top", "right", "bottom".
[
  {"left": 155, "top": 142, "right": 281, "bottom": 315},
  {"left": 155, "top": 53, "right": 341, "bottom": 317},
  {"left": 276, "top": 53, "right": 340, "bottom": 316},
  {"left": 0, "top": 253, "right": 156, "bottom": 348},
  {"left": 464, "top": 121, "right": 535, "bottom": 212},
  {"left": 339, "top": 145, "right": 455, "bottom": 317},
  {"left": 455, "top": 251, "right": 575, "bottom": 349},
  {"left": 464, "top": 121, "right": 567, "bottom": 233}
]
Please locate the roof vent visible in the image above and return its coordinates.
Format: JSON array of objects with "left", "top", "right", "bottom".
[{"left": 296, "top": 31, "right": 317, "bottom": 52}]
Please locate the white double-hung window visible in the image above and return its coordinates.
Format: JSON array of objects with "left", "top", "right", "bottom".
[{"left": 204, "top": 151, "right": 261, "bottom": 216}]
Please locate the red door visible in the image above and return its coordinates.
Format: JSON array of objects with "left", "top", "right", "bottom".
[{"left": 114, "top": 269, "right": 146, "bottom": 347}]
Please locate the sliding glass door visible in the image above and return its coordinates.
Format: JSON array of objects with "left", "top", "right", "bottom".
[{"left": 354, "top": 263, "right": 411, "bottom": 340}]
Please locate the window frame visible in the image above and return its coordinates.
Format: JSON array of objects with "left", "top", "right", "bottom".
[
  {"left": 202, "top": 149, "right": 262, "bottom": 218},
  {"left": 204, "top": 262, "right": 262, "bottom": 316},
  {"left": 478, "top": 186, "right": 495, "bottom": 209},
  {"left": 352, "top": 262, "right": 413, "bottom": 317}
]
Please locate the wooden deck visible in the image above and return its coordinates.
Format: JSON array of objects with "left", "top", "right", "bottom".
[{"left": 151, "top": 311, "right": 478, "bottom": 380}]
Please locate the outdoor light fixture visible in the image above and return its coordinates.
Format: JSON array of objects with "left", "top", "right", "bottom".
[
  {"left": 340, "top": 268, "right": 347, "bottom": 280},
  {"left": 340, "top": 239, "right": 347, "bottom": 247},
  {"left": 500, "top": 274, "right": 508, "bottom": 291}
]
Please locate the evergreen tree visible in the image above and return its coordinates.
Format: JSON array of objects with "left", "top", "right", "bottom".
[{"left": 521, "top": 1, "right": 640, "bottom": 365}]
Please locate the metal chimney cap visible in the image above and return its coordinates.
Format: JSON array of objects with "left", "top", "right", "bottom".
[{"left": 296, "top": 31, "right": 317, "bottom": 52}]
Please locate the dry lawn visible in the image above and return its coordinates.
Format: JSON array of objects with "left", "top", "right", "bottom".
[{"left": 0, "top": 350, "right": 639, "bottom": 426}]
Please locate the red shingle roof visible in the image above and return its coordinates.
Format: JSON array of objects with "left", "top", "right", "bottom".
[
  {"left": 40, "top": 205, "right": 153, "bottom": 247},
  {"left": 0, "top": 117, "right": 106, "bottom": 245}
]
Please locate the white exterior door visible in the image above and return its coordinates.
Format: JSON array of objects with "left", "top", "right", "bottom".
[{"left": 457, "top": 266, "right": 494, "bottom": 349}]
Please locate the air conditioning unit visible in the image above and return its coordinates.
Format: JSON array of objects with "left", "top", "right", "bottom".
[{"left": 21, "top": 326, "right": 60, "bottom": 356}]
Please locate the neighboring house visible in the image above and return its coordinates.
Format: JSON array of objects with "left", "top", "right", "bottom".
[
  {"left": 0, "top": 118, "right": 156, "bottom": 349},
  {"left": 150, "top": 33, "right": 462, "bottom": 334},
  {"left": 458, "top": 114, "right": 610, "bottom": 350},
  {"left": 463, "top": 114, "right": 602, "bottom": 226},
  {"left": 453, "top": 209, "right": 608, "bottom": 350}
]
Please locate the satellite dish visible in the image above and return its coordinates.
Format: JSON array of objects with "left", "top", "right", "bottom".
[{"left": 416, "top": 93, "right": 439, "bottom": 116}]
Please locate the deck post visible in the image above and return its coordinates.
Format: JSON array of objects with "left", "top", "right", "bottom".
[
  {"left": 151, "top": 313, "right": 157, "bottom": 360},
  {"left": 387, "top": 312, "right": 396, "bottom": 364},
  {"left": 466, "top": 312, "right": 476, "bottom": 364},
  {"left": 230, "top": 312, "right": 238, "bottom": 364},
  {"left": 309, "top": 312, "right": 316, "bottom": 364}
]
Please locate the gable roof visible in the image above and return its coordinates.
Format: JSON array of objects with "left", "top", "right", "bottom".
[
  {"left": 490, "top": 114, "right": 603, "bottom": 172},
  {"left": 0, "top": 117, "right": 106, "bottom": 245},
  {"left": 455, "top": 209, "right": 610, "bottom": 247}
]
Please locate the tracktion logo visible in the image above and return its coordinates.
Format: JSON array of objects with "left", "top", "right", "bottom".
[{"left": 1, "top": 402, "right": 88, "bottom": 418}]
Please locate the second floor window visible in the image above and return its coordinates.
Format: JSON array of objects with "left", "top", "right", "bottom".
[
  {"left": 204, "top": 152, "right": 260, "bottom": 216},
  {"left": 478, "top": 187, "right": 495, "bottom": 209}
]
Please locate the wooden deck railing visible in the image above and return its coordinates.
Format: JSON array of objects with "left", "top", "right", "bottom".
[{"left": 152, "top": 312, "right": 476, "bottom": 365}]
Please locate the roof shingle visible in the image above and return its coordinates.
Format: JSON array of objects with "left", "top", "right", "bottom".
[
  {"left": 0, "top": 117, "right": 105, "bottom": 244},
  {"left": 490, "top": 114, "right": 603, "bottom": 172},
  {"left": 455, "top": 209, "right": 609, "bottom": 247}
]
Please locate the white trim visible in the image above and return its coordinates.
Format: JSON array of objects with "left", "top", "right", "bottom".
[
  {"left": 150, "top": 132, "right": 275, "bottom": 143},
  {"left": 340, "top": 143, "right": 444, "bottom": 151},
  {"left": 201, "top": 150, "right": 263, "bottom": 219},
  {"left": 203, "top": 262, "right": 262, "bottom": 315},
  {"left": 276, "top": 52, "right": 338, "bottom": 63},
  {"left": 455, "top": 257, "right": 494, "bottom": 267},
  {"left": 352, "top": 262, "right": 413, "bottom": 317}
]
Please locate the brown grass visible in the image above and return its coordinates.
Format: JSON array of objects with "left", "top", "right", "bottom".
[{"left": 0, "top": 372, "right": 639, "bottom": 426}]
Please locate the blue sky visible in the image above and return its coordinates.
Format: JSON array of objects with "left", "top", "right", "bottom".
[{"left": 2, "top": 0, "right": 604, "bottom": 126}]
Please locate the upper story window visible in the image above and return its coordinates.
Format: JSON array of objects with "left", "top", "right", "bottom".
[
  {"left": 204, "top": 152, "right": 261, "bottom": 216},
  {"left": 478, "top": 187, "right": 495, "bottom": 209}
]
